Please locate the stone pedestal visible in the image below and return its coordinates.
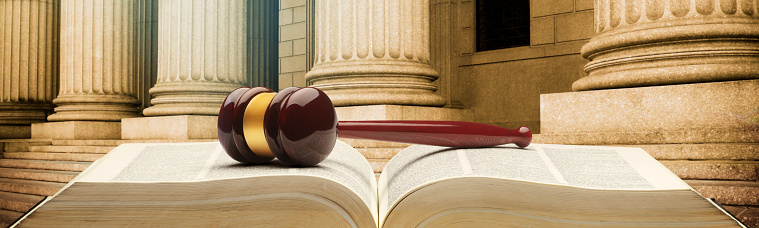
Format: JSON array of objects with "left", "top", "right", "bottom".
[
  {"left": 543, "top": 1, "right": 759, "bottom": 225},
  {"left": 121, "top": 115, "right": 217, "bottom": 140},
  {"left": 0, "top": 0, "right": 60, "bottom": 138},
  {"left": 142, "top": 0, "right": 249, "bottom": 116},
  {"left": 576, "top": 0, "right": 759, "bottom": 91},
  {"left": 48, "top": 0, "right": 144, "bottom": 121},
  {"left": 31, "top": 121, "right": 121, "bottom": 140},
  {"left": 305, "top": 0, "right": 445, "bottom": 106}
]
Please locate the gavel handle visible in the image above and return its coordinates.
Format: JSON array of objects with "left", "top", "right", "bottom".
[{"left": 337, "top": 121, "right": 532, "bottom": 148}]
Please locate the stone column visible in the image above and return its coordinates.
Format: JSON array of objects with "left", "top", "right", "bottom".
[
  {"left": 48, "top": 0, "right": 141, "bottom": 121},
  {"left": 305, "top": 0, "right": 445, "bottom": 107},
  {"left": 142, "top": 0, "right": 249, "bottom": 116},
  {"left": 576, "top": 0, "right": 759, "bottom": 91},
  {"left": 0, "top": 0, "right": 59, "bottom": 138}
]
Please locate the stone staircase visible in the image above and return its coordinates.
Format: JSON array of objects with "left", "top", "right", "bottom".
[{"left": 0, "top": 139, "right": 215, "bottom": 227}]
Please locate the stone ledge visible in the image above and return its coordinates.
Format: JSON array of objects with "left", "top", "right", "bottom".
[
  {"left": 661, "top": 161, "right": 758, "bottom": 181},
  {"left": 121, "top": 115, "right": 218, "bottom": 140},
  {"left": 541, "top": 79, "right": 759, "bottom": 136},
  {"left": 528, "top": 142, "right": 759, "bottom": 161},
  {"left": 31, "top": 121, "right": 121, "bottom": 140},
  {"left": 536, "top": 128, "right": 759, "bottom": 145}
]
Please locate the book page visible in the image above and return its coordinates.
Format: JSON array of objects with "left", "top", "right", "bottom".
[
  {"left": 78, "top": 141, "right": 377, "bottom": 218},
  {"left": 378, "top": 143, "right": 690, "bottom": 221}
]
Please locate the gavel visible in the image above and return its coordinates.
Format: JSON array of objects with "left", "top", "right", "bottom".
[{"left": 218, "top": 87, "right": 532, "bottom": 166}]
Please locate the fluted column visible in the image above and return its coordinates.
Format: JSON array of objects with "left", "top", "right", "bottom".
[
  {"left": 305, "top": 0, "right": 445, "bottom": 107},
  {"left": 0, "top": 0, "right": 59, "bottom": 125},
  {"left": 576, "top": 0, "right": 759, "bottom": 91},
  {"left": 142, "top": 0, "right": 249, "bottom": 116},
  {"left": 48, "top": 0, "right": 142, "bottom": 121}
]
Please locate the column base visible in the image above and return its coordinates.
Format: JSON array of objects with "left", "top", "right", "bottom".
[
  {"left": 31, "top": 121, "right": 121, "bottom": 140},
  {"left": 47, "top": 94, "right": 140, "bottom": 122},
  {"left": 121, "top": 115, "right": 218, "bottom": 140},
  {"left": 143, "top": 81, "right": 243, "bottom": 116}
]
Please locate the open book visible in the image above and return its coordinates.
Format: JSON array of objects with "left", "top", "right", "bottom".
[{"left": 19, "top": 141, "right": 742, "bottom": 227}]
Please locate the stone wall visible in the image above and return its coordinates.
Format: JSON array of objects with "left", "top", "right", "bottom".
[
  {"left": 452, "top": 0, "right": 593, "bottom": 133},
  {"left": 278, "top": 0, "right": 310, "bottom": 89}
]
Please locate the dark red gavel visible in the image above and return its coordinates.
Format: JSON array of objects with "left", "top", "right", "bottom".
[{"left": 218, "top": 87, "right": 532, "bottom": 166}]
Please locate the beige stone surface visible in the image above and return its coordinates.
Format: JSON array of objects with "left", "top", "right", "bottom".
[
  {"left": 143, "top": 0, "right": 251, "bottom": 116},
  {"left": 723, "top": 206, "right": 759, "bottom": 228},
  {"left": 530, "top": 0, "right": 574, "bottom": 17},
  {"left": 687, "top": 180, "right": 759, "bottom": 206},
  {"left": 616, "top": 143, "right": 759, "bottom": 161},
  {"left": 0, "top": 126, "right": 31, "bottom": 139},
  {"left": 541, "top": 80, "right": 759, "bottom": 141},
  {"left": 121, "top": 115, "right": 217, "bottom": 140},
  {"left": 577, "top": 0, "right": 759, "bottom": 91},
  {"left": 530, "top": 17, "right": 554, "bottom": 46},
  {"left": 0, "top": 0, "right": 59, "bottom": 125},
  {"left": 31, "top": 121, "right": 121, "bottom": 140},
  {"left": 555, "top": 10, "right": 593, "bottom": 42},
  {"left": 335, "top": 105, "right": 472, "bottom": 122},
  {"left": 574, "top": 0, "right": 594, "bottom": 11},
  {"left": 460, "top": 54, "right": 587, "bottom": 133},
  {"left": 661, "top": 161, "right": 758, "bottom": 181},
  {"left": 48, "top": 0, "right": 145, "bottom": 122},
  {"left": 306, "top": 0, "right": 445, "bottom": 107}
]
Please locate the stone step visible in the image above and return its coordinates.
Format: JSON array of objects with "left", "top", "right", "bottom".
[
  {"left": 51, "top": 139, "right": 218, "bottom": 147},
  {"left": 0, "top": 168, "right": 78, "bottom": 183},
  {"left": 661, "top": 160, "right": 758, "bottom": 181},
  {"left": 0, "top": 178, "right": 65, "bottom": 196},
  {"left": 723, "top": 206, "right": 759, "bottom": 228},
  {"left": 368, "top": 159, "right": 389, "bottom": 173},
  {"left": 686, "top": 180, "right": 759, "bottom": 206},
  {"left": 0, "top": 139, "right": 52, "bottom": 153},
  {"left": 0, "top": 159, "right": 91, "bottom": 172},
  {"left": 27, "top": 145, "right": 115, "bottom": 154},
  {"left": 617, "top": 143, "right": 759, "bottom": 161},
  {"left": 0, "top": 208, "right": 23, "bottom": 228},
  {"left": 0, "top": 191, "right": 43, "bottom": 213},
  {"left": 2, "top": 152, "right": 103, "bottom": 162}
]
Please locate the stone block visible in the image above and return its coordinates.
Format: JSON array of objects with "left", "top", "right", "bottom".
[
  {"left": 279, "top": 8, "right": 292, "bottom": 26},
  {"left": 292, "top": 71, "right": 307, "bottom": 87},
  {"left": 575, "top": 0, "right": 594, "bottom": 11},
  {"left": 0, "top": 126, "right": 31, "bottom": 139},
  {"left": 540, "top": 80, "right": 759, "bottom": 143},
  {"left": 279, "top": 41, "right": 293, "bottom": 57},
  {"left": 356, "top": 147, "right": 404, "bottom": 159},
  {"left": 555, "top": 11, "right": 594, "bottom": 42},
  {"left": 280, "top": 22, "right": 306, "bottom": 41},
  {"left": 31, "top": 121, "right": 121, "bottom": 140},
  {"left": 279, "top": 73, "right": 294, "bottom": 89},
  {"left": 293, "top": 6, "right": 306, "bottom": 23},
  {"left": 121, "top": 115, "right": 218, "bottom": 140},
  {"left": 292, "top": 38, "right": 306, "bottom": 55},
  {"left": 531, "top": 0, "right": 574, "bottom": 17},
  {"left": 280, "top": 0, "right": 306, "bottom": 9},
  {"left": 280, "top": 54, "right": 306, "bottom": 73},
  {"left": 530, "top": 17, "right": 555, "bottom": 46},
  {"left": 458, "top": 0, "right": 474, "bottom": 29}
]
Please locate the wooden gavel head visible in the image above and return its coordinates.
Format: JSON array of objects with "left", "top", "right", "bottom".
[
  {"left": 218, "top": 87, "right": 338, "bottom": 166},
  {"left": 219, "top": 87, "right": 533, "bottom": 166}
]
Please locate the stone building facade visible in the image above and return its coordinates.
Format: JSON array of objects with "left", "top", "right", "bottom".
[{"left": 0, "top": 0, "right": 757, "bottom": 226}]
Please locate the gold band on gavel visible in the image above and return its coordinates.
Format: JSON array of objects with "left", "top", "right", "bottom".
[{"left": 243, "top": 92, "right": 277, "bottom": 158}]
